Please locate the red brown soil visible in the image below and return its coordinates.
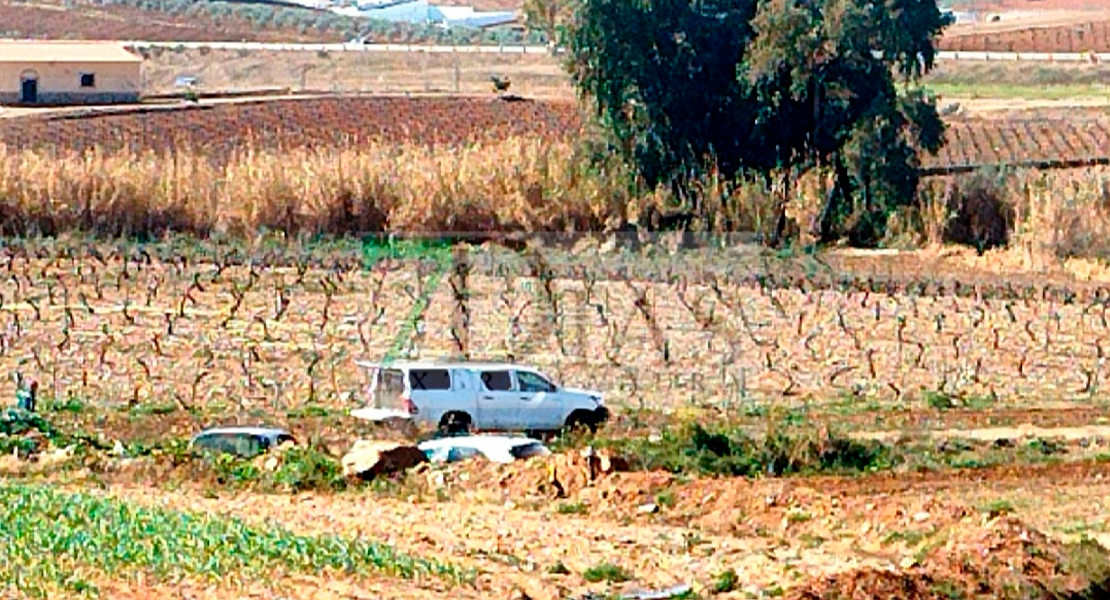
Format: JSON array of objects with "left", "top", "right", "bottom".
[
  {"left": 408, "top": 449, "right": 1110, "bottom": 535},
  {"left": 785, "top": 568, "right": 951, "bottom": 600},
  {"left": 810, "top": 405, "right": 1110, "bottom": 432},
  {"left": 921, "top": 516, "right": 1084, "bottom": 597},
  {"left": 958, "top": 0, "right": 1110, "bottom": 10},
  {"left": 0, "top": 96, "right": 583, "bottom": 156},
  {"left": 940, "top": 21, "right": 1110, "bottom": 53},
  {"left": 0, "top": 0, "right": 339, "bottom": 43},
  {"left": 62, "top": 451, "right": 1110, "bottom": 600},
  {"left": 3, "top": 96, "right": 1109, "bottom": 171}
]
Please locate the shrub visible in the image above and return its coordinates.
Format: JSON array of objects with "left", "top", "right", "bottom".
[
  {"left": 268, "top": 446, "right": 347, "bottom": 493},
  {"left": 597, "top": 420, "right": 892, "bottom": 478},
  {"left": 941, "top": 170, "right": 1014, "bottom": 253}
]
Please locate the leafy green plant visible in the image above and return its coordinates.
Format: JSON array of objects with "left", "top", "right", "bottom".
[
  {"left": 210, "top": 452, "right": 263, "bottom": 487},
  {"left": 268, "top": 446, "right": 347, "bottom": 493},
  {"left": 583, "top": 562, "right": 633, "bottom": 583},
  {"left": 712, "top": 568, "right": 739, "bottom": 594},
  {"left": 556, "top": 501, "right": 589, "bottom": 515},
  {"left": 0, "top": 483, "right": 472, "bottom": 588}
]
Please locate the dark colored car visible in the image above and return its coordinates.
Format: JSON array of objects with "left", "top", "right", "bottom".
[{"left": 189, "top": 426, "right": 296, "bottom": 459}]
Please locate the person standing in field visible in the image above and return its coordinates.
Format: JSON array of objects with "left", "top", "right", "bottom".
[{"left": 15, "top": 379, "right": 37, "bottom": 412}]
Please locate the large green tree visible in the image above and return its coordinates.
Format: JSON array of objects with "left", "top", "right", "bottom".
[{"left": 561, "top": 0, "right": 952, "bottom": 244}]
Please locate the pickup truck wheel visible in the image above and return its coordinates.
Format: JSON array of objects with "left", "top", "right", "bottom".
[
  {"left": 438, "top": 411, "right": 472, "bottom": 436},
  {"left": 563, "top": 410, "right": 598, "bottom": 435}
]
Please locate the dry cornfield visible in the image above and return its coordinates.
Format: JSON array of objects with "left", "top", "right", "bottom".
[{"left": 1, "top": 141, "right": 1109, "bottom": 254}]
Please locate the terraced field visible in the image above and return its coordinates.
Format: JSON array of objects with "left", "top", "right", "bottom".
[
  {"left": 940, "top": 20, "right": 1110, "bottom": 53},
  {"left": 0, "top": 96, "right": 584, "bottom": 155},
  {"left": 3, "top": 96, "right": 1108, "bottom": 172}
]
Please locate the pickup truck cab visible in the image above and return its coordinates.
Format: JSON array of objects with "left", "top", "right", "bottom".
[{"left": 350, "top": 360, "right": 609, "bottom": 435}]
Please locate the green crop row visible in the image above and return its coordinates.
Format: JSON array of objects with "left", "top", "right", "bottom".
[{"left": 0, "top": 483, "right": 473, "bottom": 598}]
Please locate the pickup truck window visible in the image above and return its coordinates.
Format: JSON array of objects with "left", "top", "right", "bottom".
[
  {"left": 517, "top": 371, "right": 555, "bottom": 393},
  {"left": 410, "top": 369, "right": 451, "bottom": 390},
  {"left": 480, "top": 370, "right": 513, "bottom": 391}
]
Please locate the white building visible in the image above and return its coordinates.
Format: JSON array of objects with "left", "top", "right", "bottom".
[
  {"left": 332, "top": 0, "right": 518, "bottom": 28},
  {"left": 428, "top": 5, "right": 517, "bottom": 28},
  {"left": 0, "top": 41, "right": 142, "bottom": 106}
]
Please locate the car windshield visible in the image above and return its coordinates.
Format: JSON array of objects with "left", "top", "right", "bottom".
[{"left": 193, "top": 432, "right": 264, "bottom": 458}]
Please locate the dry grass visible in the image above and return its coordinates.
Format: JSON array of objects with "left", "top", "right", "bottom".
[{"left": 141, "top": 47, "right": 1110, "bottom": 104}]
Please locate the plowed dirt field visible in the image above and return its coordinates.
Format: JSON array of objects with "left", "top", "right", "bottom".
[{"left": 3, "top": 96, "right": 1109, "bottom": 171}]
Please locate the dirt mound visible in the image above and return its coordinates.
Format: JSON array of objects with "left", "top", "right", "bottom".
[
  {"left": 416, "top": 447, "right": 641, "bottom": 504},
  {"left": 789, "top": 518, "right": 1110, "bottom": 600},
  {"left": 785, "top": 567, "right": 950, "bottom": 600},
  {"left": 923, "top": 516, "right": 1105, "bottom": 599}
]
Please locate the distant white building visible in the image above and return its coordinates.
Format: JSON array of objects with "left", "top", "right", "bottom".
[
  {"left": 334, "top": 0, "right": 431, "bottom": 22},
  {"left": 332, "top": 0, "right": 518, "bottom": 28},
  {"left": 282, "top": 0, "right": 336, "bottom": 8},
  {"left": 428, "top": 5, "right": 517, "bottom": 28}
]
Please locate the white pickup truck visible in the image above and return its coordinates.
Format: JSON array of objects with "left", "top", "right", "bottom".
[{"left": 350, "top": 360, "right": 609, "bottom": 435}]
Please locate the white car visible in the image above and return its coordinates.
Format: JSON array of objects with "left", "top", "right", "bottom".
[
  {"left": 350, "top": 360, "right": 609, "bottom": 435},
  {"left": 418, "top": 435, "right": 551, "bottom": 464}
]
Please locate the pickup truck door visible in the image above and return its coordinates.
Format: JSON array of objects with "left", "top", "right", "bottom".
[
  {"left": 476, "top": 369, "right": 516, "bottom": 431},
  {"left": 452, "top": 369, "right": 480, "bottom": 425},
  {"left": 513, "top": 370, "right": 562, "bottom": 430}
]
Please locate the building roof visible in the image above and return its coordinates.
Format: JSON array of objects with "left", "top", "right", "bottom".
[{"left": 0, "top": 41, "right": 143, "bottom": 64}]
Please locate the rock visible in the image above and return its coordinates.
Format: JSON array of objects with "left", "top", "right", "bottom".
[
  {"left": 913, "top": 511, "right": 930, "bottom": 523},
  {"left": 598, "top": 451, "right": 630, "bottom": 474},
  {"left": 620, "top": 584, "right": 693, "bottom": 600},
  {"left": 637, "top": 502, "right": 659, "bottom": 514},
  {"left": 38, "top": 445, "right": 76, "bottom": 468},
  {"left": 341, "top": 439, "right": 427, "bottom": 480},
  {"left": 0, "top": 453, "right": 21, "bottom": 473}
]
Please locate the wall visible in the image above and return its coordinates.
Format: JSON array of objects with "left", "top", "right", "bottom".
[{"left": 0, "top": 60, "right": 141, "bottom": 106}]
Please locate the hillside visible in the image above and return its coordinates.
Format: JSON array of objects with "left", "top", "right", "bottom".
[
  {"left": 0, "top": 0, "right": 528, "bottom": 43},
  {"left": 0, "top": 0, "right": 341, "bottom": 41}
]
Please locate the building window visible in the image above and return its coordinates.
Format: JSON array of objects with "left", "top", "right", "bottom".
[{"left": 79, "top": 73, "right": 95, "bottom": 88}]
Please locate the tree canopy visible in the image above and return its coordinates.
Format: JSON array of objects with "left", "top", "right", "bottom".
[{"left": 559, "top": 0, "right": 953, "bottom": 244}]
